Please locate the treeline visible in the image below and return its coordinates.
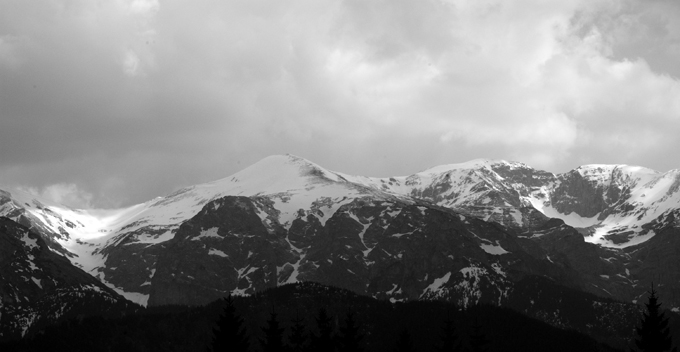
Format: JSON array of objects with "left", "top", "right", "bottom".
[
  {"left": 1, "top": 282, "right": 624, "bottom": 351},
  {"left": 212, "top": 294, "right": 597, "bottom": 352}
]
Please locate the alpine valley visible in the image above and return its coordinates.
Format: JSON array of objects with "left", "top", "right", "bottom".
[{"left": 2, "top": 154, "right": 680, "bottom": 347}]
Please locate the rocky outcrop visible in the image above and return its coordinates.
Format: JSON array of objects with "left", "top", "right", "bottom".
[
  {"left": 551, "top": 170, "right": 611, "bottom": 218},
  {"left": 147, "top": 195, "right": 587, "bottom": 307},
  {"left": 148, "top": 196, "right": 294, "bottom": 306}
]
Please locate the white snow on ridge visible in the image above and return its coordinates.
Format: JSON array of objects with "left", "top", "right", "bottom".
[
  {"left": 334, "top": 159, "right": 526, "bottom": 205},
  {"left": 526, "top": 165, "right": 680, "bottom": 248},
  {"left": 416, "top": 159, "right": 528, "bottom": 176}
]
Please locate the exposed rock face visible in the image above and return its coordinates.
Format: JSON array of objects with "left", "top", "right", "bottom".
[
  {"left": 148, "top": 195, "right": 585, "bottom": 307},
  {"left": 520, "top": 219, "right": 629, "bottom": 297},
  {"left": 0, "top": 217, "right": 137, "bottom": 340},
  {"left": 551, "top": 170, "right": 612, "bottom": 218},
  {"left": 149, "top": 196, "right": 293, "bottom": 305},
  {"left": 622, "top": 213, "right": 680, "bottom": 304}
]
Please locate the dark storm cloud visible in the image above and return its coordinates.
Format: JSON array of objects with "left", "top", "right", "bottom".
[{"left": 1, "top": 0, "right": 679, "bottom": 208}]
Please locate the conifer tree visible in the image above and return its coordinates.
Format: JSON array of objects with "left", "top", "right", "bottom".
[
  {"left": 634, "top": 285, "right": 677, "bottom": 352},
  {"left": 310, "top": 307, "right": 336, "bottom": 352},
  {"left": 338, "top": 311, "right": 363, "bottom": 352},
  {"left": 287, "top": 311, "right": 309, "bottom": 352},
  {"left": 211, "top": 295, "right": 250, "bottom": 352},
  {"left": 468, "top": 318, "right": 490, "bottom": 352},
  {"left": 436, "top": 314, "right": 461, "bottom": 352},
  {"left": 260, "top": 307, "right": 285, "bottom": 352}
]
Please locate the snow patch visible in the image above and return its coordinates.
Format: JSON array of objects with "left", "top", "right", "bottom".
[
  {"left": 349, "top": 213, "right": 374, "bottom": 256},
  {"left": 313, "top": 197, "right": 354, "bottom": 226},
  {"left": 587, "top": 227, "right": 657, "bottom": 249},
  {"left": 132, "top": 229, "right": 175, "bottom": 244},
  {"left": 385, "top": 209, "right": 401, "bottom": 218},
  {"left": 529, "top": 197, "right": 600, "bottom": 228},
  {"left": 192, "top": 227, "right": 221, "bottom": 241},
  {"left": 421, "top": 272, "right": 451, "bottom": 297},
  {"left": 21, "top": 232, "right": 39, "bottom": 251},
  {"left": 480, "top": 241, "right": 509, "bottom": 255},
  {"left": 283, "top": 254, "right": 306, "bottom": 284},
  {"left": 510, "top": 208, "right": 523, "bottom": 226},
  {"left": 491, "top": 263, "right": 506, "bottom": 277},
  {"left": 208, "top": 248, "right": 228, "bottom": 257},
  {"left": 460, "top": 266, "right": 488, "bottom": 278},
  {"left": 26, "top": 254, "right": 39, "bottom": 271},
  {"left": 455, "top": 266, "right": 489, "bottom": 307},
  {"left": 392, "top": 230, "right": 416, "bottom": 238},
  {"left": 96, "top": 270, "right": 149, "bottom": 306}
]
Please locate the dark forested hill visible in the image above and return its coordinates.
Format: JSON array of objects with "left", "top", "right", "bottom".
[{"left": 2, "top": 282, "right": 635, "bottom": 352}]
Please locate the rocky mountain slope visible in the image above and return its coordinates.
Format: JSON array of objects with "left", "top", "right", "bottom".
[
  {"left": 1, "top": 155, "right": 678, "bottom": 324},
  {"left": 0, "top": 217, "right": 138, "bottom": 341}
]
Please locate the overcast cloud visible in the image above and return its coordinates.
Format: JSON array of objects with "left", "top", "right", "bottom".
[{"left": 1, "top": 0, "right": 679, "bottom": 208}]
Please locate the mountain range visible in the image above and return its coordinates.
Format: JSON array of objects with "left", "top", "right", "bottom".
[{"left": 2, "top": 154, "right": 679, "bottom": 344}]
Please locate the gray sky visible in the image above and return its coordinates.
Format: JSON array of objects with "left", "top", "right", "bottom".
[{"left": 1, "top": 0, "right": 679, "bottom": 208}]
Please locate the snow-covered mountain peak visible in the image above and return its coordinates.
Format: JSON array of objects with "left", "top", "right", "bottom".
[
  {"left": 416, "top": 159, "right": 529, "bottom": 176},
  {"left": 573, "top": 164, "right": 660, "bottom": 186},
  {"left": 207, "top": 154, "right": 344, "bottom": 193}
]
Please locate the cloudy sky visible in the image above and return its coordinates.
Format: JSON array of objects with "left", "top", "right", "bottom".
[{"left": 1, "top": 0, "right": 679, "bottom": 208}]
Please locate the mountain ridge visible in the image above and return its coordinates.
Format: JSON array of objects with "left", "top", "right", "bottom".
[
  {"left": 3, "top": 153, "right": 680, "bottom": 344},
  {"left": 1, "top": 154, "right": 679, "bottom": 308}
]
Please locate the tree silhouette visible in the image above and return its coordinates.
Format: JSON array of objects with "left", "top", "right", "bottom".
[
  {"left": 337, "top": 311, "right": 363, "bottom": 352},
  {"left": 435, "top": 314, "right": 461, "bottom": 352},
  {"left": 287, "top": 310, "right": 309, "bottom": 352},
  {"left": 211, "top": 295, "right": 250, "bottom": 352},
  {"left": 310, "top": 307, "right": 336, "bottom": 352},
  {"left": 634, "top": 285, "right": 677, "bottom": 352},
  {"left": 394, "top": 329, "right": 417, "bottom": 352},
  {"left": 468, "top": 318, "right": 490, "bottom": 352},
  {"left": 260, "top": 307, "right": 285, "bottom": 352}
]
